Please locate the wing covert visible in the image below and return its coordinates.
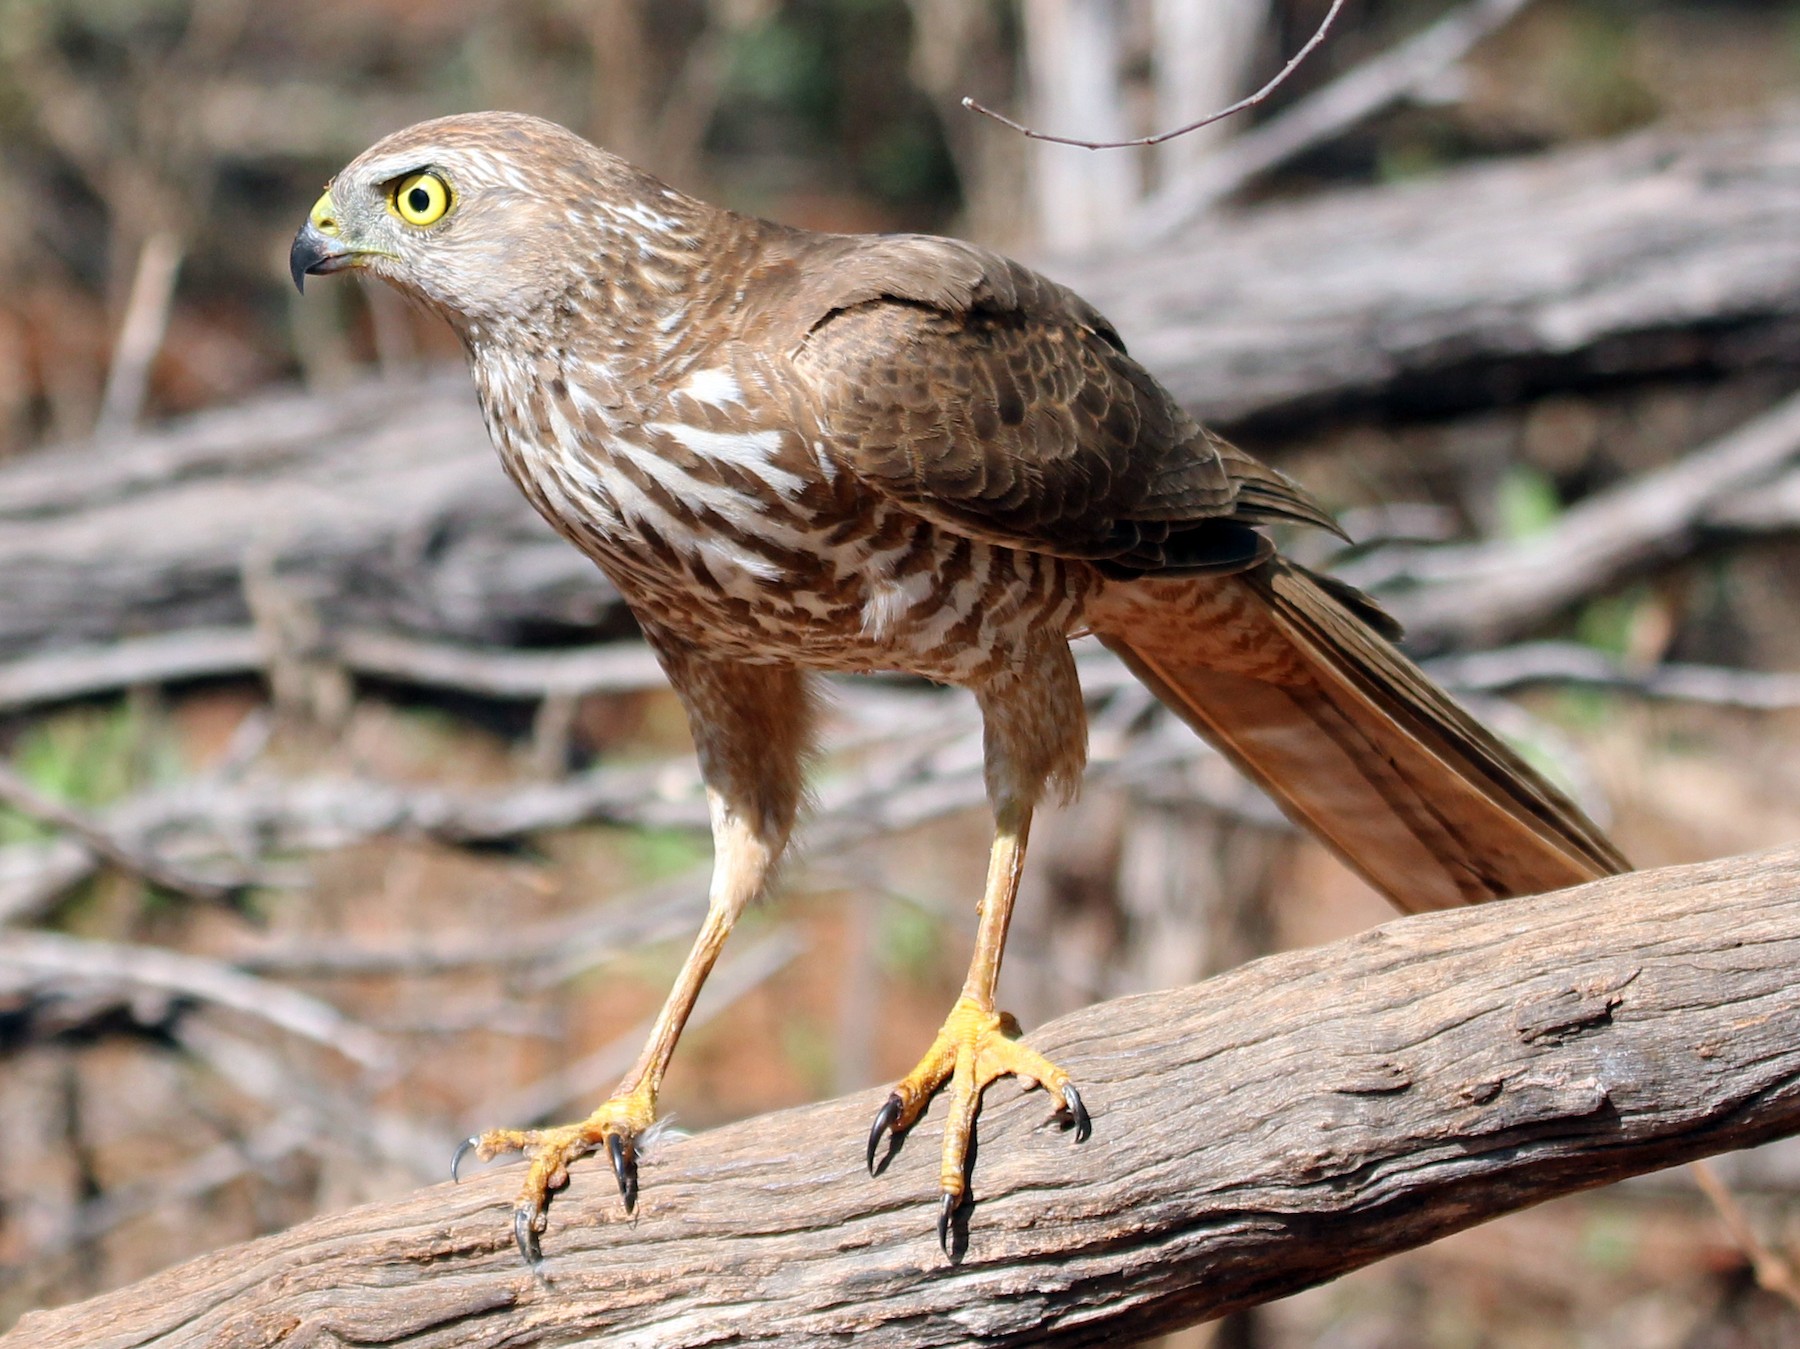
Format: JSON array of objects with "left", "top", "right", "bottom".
[{"left": 786, "top": 234, "right": 1334, "bottom": 574}]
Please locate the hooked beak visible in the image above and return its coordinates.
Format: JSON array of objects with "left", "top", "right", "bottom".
[{"left": 289, "top": 189, "right": 359, "bottom": 293}]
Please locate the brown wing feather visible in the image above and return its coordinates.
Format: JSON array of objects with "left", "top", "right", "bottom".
[{"left": 780, "top": 232, "right": 1335, "bottom": 573}]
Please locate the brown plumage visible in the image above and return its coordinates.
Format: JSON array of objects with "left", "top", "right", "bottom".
[{"left": 292, "top": 111, "right": 1628, "bottom": 1262}]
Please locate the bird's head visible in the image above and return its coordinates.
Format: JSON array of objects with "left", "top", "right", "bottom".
[{"left": 290, "top": 112, "right": 678, "bottom": 330}]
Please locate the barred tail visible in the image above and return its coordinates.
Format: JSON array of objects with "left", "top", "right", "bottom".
[{"left": 1087, "top": 560, "right": 1627, "bottom": 912}]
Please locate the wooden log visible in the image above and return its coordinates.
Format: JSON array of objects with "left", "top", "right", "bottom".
[
  {"left": 0, "top": 376, "right": 619, "bottom": 660},
  {"left": 8, "top": 846, "right": 1800, "bottom": 1348},
  {"left": 1063, "top": 111, "right": 1800, "bottom": 429},
  {"left": 3, "top": 115, "right": 1800, "bottom": 665}
]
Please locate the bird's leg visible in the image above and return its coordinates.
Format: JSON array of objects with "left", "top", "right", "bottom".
[
  {"left": 462, "top": 655, "right": 809, "bottom": 1263},
  {"left": 866, "top": 647, "right": 1091, "bottom": 1253}
]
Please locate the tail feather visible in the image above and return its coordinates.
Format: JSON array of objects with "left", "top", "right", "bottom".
[{"left": 1089, "top": 560, "right": 1627, "bottom": 912}]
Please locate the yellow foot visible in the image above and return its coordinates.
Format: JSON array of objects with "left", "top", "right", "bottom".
[
  {"left": 865, "top": 995, "right": 1090, "bottom": 1255},
  {"left": 452, "top": 1086, "right": 657, "bottom": 1264}
]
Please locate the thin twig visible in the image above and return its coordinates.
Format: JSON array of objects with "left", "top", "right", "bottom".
[
  {"left": 1357, "top": 385, "right": 1800, "bottom": 650},
  {"left": 228, "top": 866, "right": 710, "bottom": 980},
  {"left": 1690, "top": 1158, "right": 1800, "bottom": 1312},
  {"left": 170, "top": 1017, "right": 441, "bottom": 1181},
  {"left": 0, "top": 760, "right": 253, "bottom": 907},
  {"left": 0, "top": 628, "right": 668, "bottom": 715},
  {"left": 1422, "top": 642, "right": 1800, "bottom": 711},
  {"left": 465, "top": 930, "right": 807, "bottom": 1132},
  {"left": 1132, "top": 0, "right": 1536, "bottom": 235},
  {"left": 962, "top": 0, "right": 1349, "bottom": 150},
  {"left": 0, "top": 929, "right": 393, "bottom": 1071}
]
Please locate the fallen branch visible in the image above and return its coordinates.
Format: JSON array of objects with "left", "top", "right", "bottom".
[
  {"left": 0, "top": 760, "right": 253, "bottom": 906},
  {"left": 0, "top": 658, "right": 1288, "bottom": 927},
  {"left": 0, "top": 930, "right": 392, "bottom": 1072},
  {"left": 10, "top": 846, "right": 1800, "bottom": 1347},
  {"left": 1066, "top": 112, "right": 1800, "bottom": 427},
  {"left": 1421, "top": 641, "right": 1800, "bottom": 710},
  {"left": 0, "top": 626, "right": 668, "bottom": 714},
  {"left": 1352, "top": 385, "right": 1800, "bottom": 649}
]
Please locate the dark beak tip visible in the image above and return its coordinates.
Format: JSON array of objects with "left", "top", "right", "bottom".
[
  {"left": 289, "top": 223, "right": 346, "bottom": 296},
  {"left": 288, "top": 230, "right": 313, "bottom": 295}
]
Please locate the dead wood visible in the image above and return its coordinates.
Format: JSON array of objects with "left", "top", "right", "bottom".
[
  {"left": 8, "top": 845, "right": 1800, "bottom": 1349},
  {"left": 5, "top": 113, "right": 1800, "bottom": 668},
  {"left": 0, "top": 655, "right": 1283, "bottom": 926},
  {"left": 1066, "top": 110, "right": 1800, "bottom": 429},
  {"left": 1352, "top": 384, "right": 1800, "bottom": 649}
]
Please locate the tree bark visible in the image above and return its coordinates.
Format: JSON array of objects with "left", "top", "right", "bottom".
[
  {"left": 9, "top": 846, "right": 1800, "bottom": 1348},
  {"left": 4, "top": 113, "right": 1800, "bottom": 662}
]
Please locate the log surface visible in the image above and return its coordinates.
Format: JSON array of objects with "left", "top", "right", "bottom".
[
  {"left": 9, "top": 846, "right": 1800, "bottom": 1348},
  {"left": 5, "top": 114, "right": 1800, "bottom": 661}
]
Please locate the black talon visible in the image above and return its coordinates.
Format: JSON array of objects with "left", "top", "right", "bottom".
[
  {"left": 866, "top": 1093, "right": 901, "bottom": 1173},
  {"left": 1061, "top": 1083, "right": 1092, "bottom": 1143},
  {"left": 938, "top": 1192, "right": 958, "bottom": 1258},
  {"left": 514, "top": 1205, "right": 543, "bottom": 1266},
  {"left": 607, "top": 1133, "right": 638, "bottom": 1212},
  {"left": 451, "top": 1134, "right": 480, "bottom": 1183}
]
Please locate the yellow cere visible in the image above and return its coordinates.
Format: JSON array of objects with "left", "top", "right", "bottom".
[
  {"left": 393, "top": 172, "right": 451, "bottom": 226},
  {"left": 309, "top": 190, "right": 339, "bottom": 236}
]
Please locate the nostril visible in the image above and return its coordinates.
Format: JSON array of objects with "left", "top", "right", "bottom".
[{"left": 309, "top": 190, "right": 341, "bottom": 237}]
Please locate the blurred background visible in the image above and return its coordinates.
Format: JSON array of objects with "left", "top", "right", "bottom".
[{"left": 6, "top": 0, "right": 1800, "bottom": 1343}]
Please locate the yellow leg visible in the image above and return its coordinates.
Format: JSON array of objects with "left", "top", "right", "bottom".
[
  {"left": 455, "top": 806, "right": 776, "bottom": 1263},
  {"left": 866, "top": 802, "right": 1091, "bottom": 1254}
]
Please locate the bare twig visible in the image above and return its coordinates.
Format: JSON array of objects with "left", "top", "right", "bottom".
[
  {"left": 0, "top": 629, "right": 260, "bottom": 713},
  {"left": 1132, "top": 0, "right": 1536, "bottom": 235},
  {"left": 1422, "top": 643, "right": 1800, "bottom": 711},
  {"left": 0, "top": 760, "right": 253, "bottom": 907},
  {"left": 1690, "top": 1159, "right": 1800, "bottom": 1312},
  {"left": 338, "top": 630, "right": 668, "bottom": 700},
  {"left": 228, "top": 866, "right": 710, "bottom": 980},
  {"left": 0, "top": 628, "right": 668, "bottom": 716},
  {"left": 466, "top": 930, "right": 806, "bottom": 1132},
  {"left": 1357, "top": 385, "right": 1800, "bottom": 650},
  {"left": 962, "top": 0, "right": 1349, "bottom": 150},
  {"left": 0, "top": 930, "right": 392, "bottom": 1071}
]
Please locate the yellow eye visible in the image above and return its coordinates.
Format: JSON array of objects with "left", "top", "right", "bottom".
[{"left": 392, "top": 172, "right": 451, "bottom": 226}]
